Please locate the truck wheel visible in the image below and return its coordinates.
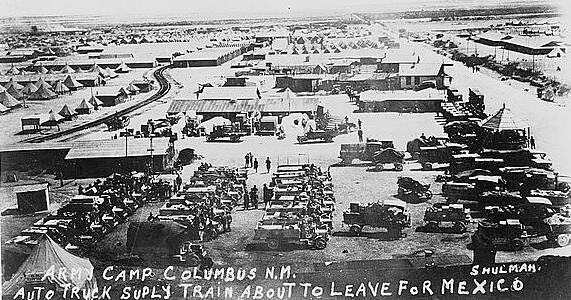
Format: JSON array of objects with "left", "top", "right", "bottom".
[
  {"left": 426, "top": 222, "right": 439, "bottom": 232},
  {"left": 314, "top": 237, "right": 327, "bottom": 250},
  {"left": 424, "top": 190, "right": 433, "bottom": 199},
  {"left": 185, "top": 253, "right": 201, "bottom": 267},
  {"left": 422, "top": 162, "right": 433, "bottom": 171},
  {"left": 394, "top": 163, "right": 403, "bottom": 171},
  {"left": 325, "top": 137, "right": 333, "bottom": 143},
  {"left": 397, "top": 187, "right": 405, "bottom": 197},
  {"left": 375, "top": 164, "right": 384, "bottom": 171},
  {"left": 556, "top": 234, "right": 570, "bottom": 247},
  {"left": 349, "top": 225, "right": 362, "bottom": 236},
  {"left": 511, "top": 239, "right": 524, "bottom": 250},
  {"left": 453, "top": 222, "right": 467, "bottom": 233},
  {"left": 297, "top": 136, "right": 304, "bottom": 144},
  {"left": 201, "top": 257, "right": 214, "bottom": 269},
  {"left": 267, "top": 239, "right": 280, "bottom": 250}
]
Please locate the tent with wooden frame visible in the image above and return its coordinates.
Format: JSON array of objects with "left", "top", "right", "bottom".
[
  {"left": 52, "top": 80, "right": 71, "bottom": 95},
  {"left": 115, "top": 62, "right": 132, "bottom": 73},
  {"left": 37, "top": 65, "right": 49, "bottom": 74},
  {"left": 22, "top": 82, "right": 38, "bottom": 95},
  {"left": 34, "top": 77, "right": 53, "bottom": 90},
  {"left": 6, "top": 65, "right": 21, "bottom": 75},
  {"left": 41, "top": 109, "right": 64, "bottom": 130},
  {"left": 0, "top": 102, "right": 10, "bottom": 113},
  {"left": 126, "top": 82, "right": 140, "bottom": 94},
  {"left": 87, "top": 94, "right": 103, "bottom": 109},
  {"left": 4, "top": 77, "right": 24, "bottom": 90},
  {"left": 6, "top": 85, "right": 24, "bottom": 100},
  {"left": 75, "top": 99, "right": 94, "bottom": 114},
  {"left": 0, "top": 90, "right": 22, "bottom": 108},
  {"left": 58, "top": 104, "right": 76, "bottom": 120},
  {"left": 28, "top": 83, "right": 57, "bottom": 100},
  {"left": 104, "top": 67, "right": 118, "bottom": 78},
  {"left": 63, "top": 75, "right": 84, "bottom": 90},
  {"left": 60, "top": 64, "right": 76, "bottom": 74}
]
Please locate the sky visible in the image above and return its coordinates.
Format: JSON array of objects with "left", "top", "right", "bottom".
[{"left": 1, "top": 0, "right": 565, "bottom": 19}]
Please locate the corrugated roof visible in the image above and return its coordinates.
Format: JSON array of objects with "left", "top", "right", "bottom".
[
  {"left": 167, "top": 97, "right": 320, "bottom": 114},
  {"left": 65, "top": 138, "right": 170, "bottom": 160},
  {"left": 172, "top": 47, "right": 240, "bottom": 62},
  {"left": 399, "top": 63, "right": 444, "bottom": 76},
  {"left": 199, "top": 86, "right": 260, "bottom": 100}
]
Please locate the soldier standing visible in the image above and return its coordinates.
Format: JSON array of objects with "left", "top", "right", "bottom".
[
  {"left": 243, "top": 189, "right": 250, "bottom": 210},
  {"left": 253, "top": 158, "right": 259, "bottom": 173},
  {"left": 251, "top": 185, "right": 259, "bottom": 209},
  {"left": 265, "top": 157, "right": 271, "bottom": 173}
]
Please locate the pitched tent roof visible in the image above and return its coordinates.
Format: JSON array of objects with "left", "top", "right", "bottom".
[
  {"left": 4, "top": 78, "right": 24, "bottom": 90},
  {"left": 480, "top": 105, "right": 530, "bottom": 131},
  {"left": 52, "top": 80, "right": 70, "bottom": 94},
  {"left": 2, "top": 235, "right": 97, "bottom": 297},
  {"left": 88, "top": 94, "right": 103, "bottom": 107},
  {"left": 37, "top": 65, "right": 49, "bottom": 74},
  {"left": 6, "top": 65, "right": 20, "bottom": 75},
  {"left": 60, "top": 64, "right": 75, "bottom": 74},
  {"left": 126, "top": 83, "right": 140, "bottom": 93},
  {"left": 115, "top": 62, "right": 132, "bottom": 73},
  {"left": 63, "top": 75, "right": 84, "bottom": 89},
  {"left": 0, "top": 91, "right": 22, "bottom": 107},
  {"left": 28, "top": 84, "right": 57, "bottom": 100},
  {"left": 104, "top": 67, "right": 118, "bottom": 78},
  {"left": 22, "top": 82, "right": 38, "bottom": 94},
  {"left": 42, "top": 110, "right": 64, "bottom": 126},
  {"left": 58, "top": 104, "right": 75, "bottom": 117},
  {"left": 34, "top": 77, "right": 53, "bottom": 89},
  {"left": 0, "top": 102, "right": 9, "bottom": 113},
  {"left": 76, "top": 99, "right": 94, "bottom": 111},
  {"left": 7, "top": 85, "right": 24, "bottom": 99}
]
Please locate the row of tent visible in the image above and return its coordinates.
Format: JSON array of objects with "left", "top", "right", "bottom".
[
  {"left": 21, "top": 82, "right": 145, "bottom": 129},
  {"left": 1, "top": 62, "right": 131, "bottom": 77}
]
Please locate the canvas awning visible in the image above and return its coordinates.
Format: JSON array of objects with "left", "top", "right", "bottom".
[{"left": 480, "top": 105, "right": 529, "bottom": 131}]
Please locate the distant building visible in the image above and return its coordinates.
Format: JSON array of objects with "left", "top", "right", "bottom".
[
  {"left": 275, "top": 75, "right": 321, "bottom": 93},
  {"left": 64, "top": 138, "right": 174, "bottom": 178},
  {"left": 94, "top": 87, "right": 129, "bottom": 106},
  {"left": 172, "top": 47, "right": 248, "bottom": 67},
  {"left": 398, "top": 63, "right": 448, "bottom": 89}
]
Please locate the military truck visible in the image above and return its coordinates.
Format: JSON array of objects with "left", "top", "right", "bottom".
[
  {"left": 339, "top": 140, "right": 395, "bottom": 164},
  {"left": 207, "top": 125, "right": 245, "bottom": 142},
  {"left": 343, "top": 200, "right": 411, "bottom": 238},
  {"left": 253, "top": 220, "right": 329, "bottom": 250},
  {"left": 297, "top": 130, "right": 336, "bottom": 143},
  {"left": 423, "top": 203, "right": 470, "bottom": 233},
  {"left": 125, "top": 221, "right": 213, "bottom": 268}
]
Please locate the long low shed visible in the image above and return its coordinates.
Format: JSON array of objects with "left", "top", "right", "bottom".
[
  {"left": 166, "top": 97, "right": 321, "bottom": 119},
  {"left": 172, "top": 46, "right": 249, "bottom": 67},
  {"left": 33, "top": 59, "right": 157, "bottom": 70},
  {"left": 64, "top": 138, "right": 173, "bottom": 177}
]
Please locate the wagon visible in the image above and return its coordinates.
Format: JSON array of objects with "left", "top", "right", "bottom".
[{"left": 372, "top": 148, "right": 405, "bottom": 171}]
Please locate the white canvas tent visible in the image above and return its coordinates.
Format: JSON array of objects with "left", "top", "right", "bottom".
[{"left": 3, "top": 235, "right": 97, "bottom": 298}]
